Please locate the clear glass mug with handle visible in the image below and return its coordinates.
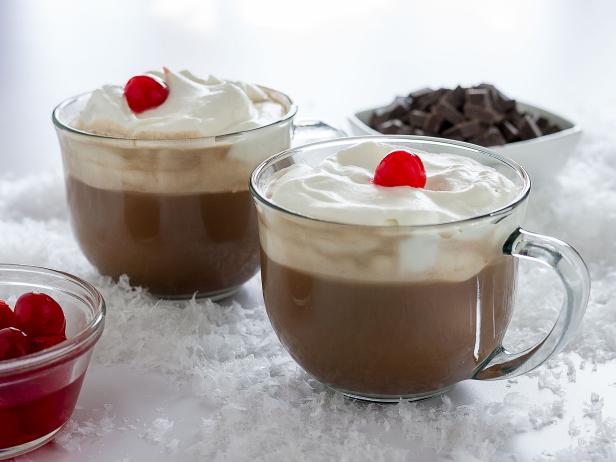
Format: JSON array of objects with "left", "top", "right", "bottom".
[
  {"left": 53, "top": 87, "right": 343, "bottom": 299},
  {"left": 250, "top": 136, "right": 590, "bottom": 402}
]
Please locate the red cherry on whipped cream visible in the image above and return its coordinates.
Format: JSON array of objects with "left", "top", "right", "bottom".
[
  {"left": 373, "top": 150, "right": 427, "bottom": 188},
  {"left": 14, "top": 292, "right": 66, "bottom": 338},
  {"left": 124, "top": 75, "right": 169, "bottom": 114},
  {"left": 0, "top": 300, "right": 15, "bottom": 329},
  {"left": 0, "top": 327, "right": 32, "bottom": 360}
]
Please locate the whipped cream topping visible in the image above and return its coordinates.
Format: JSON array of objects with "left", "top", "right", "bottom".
[
  {"left": 74, "top": 68, "right": 285, "bottom": 139},
  {"left": 266, "top": 141, "right": 520, "bottom": 226}
]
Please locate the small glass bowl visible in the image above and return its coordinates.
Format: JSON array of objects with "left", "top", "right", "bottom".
[{"left": 0, "top": 264, "right": 105, "bottom": 460}]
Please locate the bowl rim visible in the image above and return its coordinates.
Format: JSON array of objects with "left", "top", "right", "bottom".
[
  {"left": 348, "top": 100, "right": 582, "bottom": 149},
  {"left": 0, "top": 264, "right": 105, "bottom": 376}
]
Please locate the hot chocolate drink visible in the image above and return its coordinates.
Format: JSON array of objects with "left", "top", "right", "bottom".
[
  {"left": 54, "top": 69, "right": 293, "bottom": 297},
  {"left": 66, "top": 177, "right": 259, "bottom": 296},
  {"left": 262, "top": 256, "right": 516, "bottom": 396},
  {"left": 253, "top": 140, "right": 526, "bottom": 399}
]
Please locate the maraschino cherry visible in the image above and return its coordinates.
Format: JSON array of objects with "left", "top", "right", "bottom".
[
  {"left": 0, "top": 327, "right": 32, "bottom": 360},
  {"left": 373, "top": 150, "right": 427, "bottom": 188},
  {"left": 30, "top": 335, "right": 67, "bottom": 353},
  {"left": 14, "top": 292, "right": 66, "bottom": 338},
  {"left": 0, "top": 300, "right": 15, "bottom": 329},
  {"left": 124, "top": 74, "right": 169, "bottom": 114},
  {"left": 0, "top": 293, "right": 68, "bottom": 361}
]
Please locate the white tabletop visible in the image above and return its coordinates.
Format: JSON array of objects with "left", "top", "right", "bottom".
[{"left": 2, "top": 1, "right": 616, "bottom": 460}]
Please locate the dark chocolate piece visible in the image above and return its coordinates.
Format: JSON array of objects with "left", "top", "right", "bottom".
[
  {"left": 408, "top": 110, "right": 428, "bottom": 128},
  {"left": 464, "top": 103, "right": 501, "bottom": 124},
  {"left": 518, "top": 115, "right": 543, "bottom": 140},
  {"left": 499, "top": 120, "right": 520, "bottom": 143},
  {"left": 396, "top": 124, "right": 416, "bottom": 135},
  {"left": 457, "top": 120, "right": 483, "bottom": 138},
  {"left": 370, "top": 106, "right": 392, "bottom": 127},
  {"left": 422, "top": 112, "right": 444, "bottom": 135},
  {"left": 536, "top": 116, "right": 550, "bottom": 131},
  {"left": 493, "top": 94, "right": 516, "bottom": 112},
  {"left": 441, "top": 86, "right": 466, "bottom": 109},
  {"left": 442, "top": 125, "right": 461, "bottom": 137},
  {"left": 434, "top": 101, "right": 464, "bottom": 124},
  {"left": 386, "top": 96, "right": 411, "bottom": 120},
  {"left": 543, "top": 124, "right": 560, "bottom": 135},
  {"left": 370, "top": 84, "right": 561, "bottom": 145},
  {"left": 470, "top": 127, "right": 506, "bottom": 146},
  {"left": 466, "top": 88, "right": 491, "bottom": 107},
  {"left": 411, "top": 88, "right": 444, "bottom": 111},
  {"left": 506, "top": 107, "right": 524, "bottom": 127},
  {"left": 408, "top": 87, "right": 433, "bottom": 99},
  {"left": 476, "top": 83, "right": 517, "bottom": 112},
  {"left": 377, "top": 119, "right": 406, "bottom": 134}
]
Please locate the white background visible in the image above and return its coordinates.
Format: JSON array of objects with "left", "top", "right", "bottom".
[{"left": 2, "top": 1, "right": 616, "bottom": 461}]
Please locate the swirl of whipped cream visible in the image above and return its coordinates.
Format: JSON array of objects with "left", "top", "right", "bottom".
[
  {"left": 266, "top": 141, "right": 520, "bottom": 226},
  {"left": 74, "top": 68, "right": 285, "bottom": 139}
]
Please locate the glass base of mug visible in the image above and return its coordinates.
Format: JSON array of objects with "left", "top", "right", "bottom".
[
  {"left": 149, "top": 284, "right": 241, "bottom": 301},
  {"left": 335, "top": 385, "right": 454, "bottom": 403},
  {"left": 0, "top": 424, "right": 64, "bottom": 460}
]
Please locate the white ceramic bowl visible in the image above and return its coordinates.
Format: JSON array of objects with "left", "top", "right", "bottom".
[{"left": 348, "top": 101, "right": 581, "bottom": 186}]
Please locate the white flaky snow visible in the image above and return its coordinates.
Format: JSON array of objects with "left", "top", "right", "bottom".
[{"left": 4, "top": 116, "right": 616, "bottom": 461}]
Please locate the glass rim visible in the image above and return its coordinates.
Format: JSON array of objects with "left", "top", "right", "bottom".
[
  {"left": 249, "top": 135, "right": 531, "bottom": 230},
  {"left": 0, "top": 264, "right": 106, "bottom": 376},
  {"left": 51, "top": 84, "right": 298, "bottom": 142}
]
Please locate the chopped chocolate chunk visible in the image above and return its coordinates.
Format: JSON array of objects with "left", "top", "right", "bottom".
[
  {"left": 396, "top": 124, "right": 416, "bottom": 135},
  {"left": 408, "top": 110, "right": 428, "bottom": 128},
  {"left": 411, "top": 88, "right": 444, "bottom": 111},
  {"left": 465, "top": 88, "right": 491, "bottom": 107},
  {"left": 491, "top": 91, "right": 516, "bottom": 112},
  {"left": 536, "top": 116, "right": 550, "bottom": 131},
  {"left": 370, "top": 107, "right": 391, "bottom": 127},
  {"left": 500, "top": 120, "right": 520, "bottom": 143},
  {"left": 487, "top": 127, "right": 507, "bottom": 145},
  {"left": 422, "top": 112, "right": 444, "bottom": 135},
  {"left": 377, "top": 119, "right": 406, "bottom": 134},
  {"left": 470, "top": 127, "right": 506, "bottom": 146},
  {"left": 441, "top": 125, "right": 464, "bottom": 141},
  {"left": 434, "top": 101, "right": 464, "bottom": 124},
  {"left": 386, "top": 96, "right": 411, "bottom": 119},
  {"left": 442, "top": 125, "right": 461, "bottom": 137},
  {"left": 441, "top": 120, "right": 454, "bottom": 132},
  {"left": 369, "top": 83, "right": 562, "bottom": 145},
  {"left": 506, "top": 107, "right": 524, "bottom": 127},
  {"left": 408, "top": 87, "right": 434, "bottom": 100},
  {"left": 464, "top": 103, "right": 501, "bottom": 124},
  {"left": 518, "top": 115, "right": 543, "bottom": 140},
  {"left": 441, "top": 86, "right": 466, "bottom": 109},
  {"left": 476, "top": 83, "right": 498, "bottom": 93},
  {"left": 455, "top": 120, "right": 482, "bottom": 138},
  {"left": 543, "top": 124, "right": 561, "bottom": 135}
]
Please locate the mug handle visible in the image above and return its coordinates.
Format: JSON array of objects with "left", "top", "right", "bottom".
[
  {"left": 292, "top": 120, "right": 346, "bottom": 146},
  {"left": 473, "top": 228, "right": 590, "bottom": 380}
]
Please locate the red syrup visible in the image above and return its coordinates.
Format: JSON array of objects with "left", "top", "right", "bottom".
[{"left": 0, "top": 371, "right": 86, "bottom": 448}]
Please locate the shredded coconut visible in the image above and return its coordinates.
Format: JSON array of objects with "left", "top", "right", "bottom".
[{"left": 2, "top": 119, "right": 616, "bottom": 460}]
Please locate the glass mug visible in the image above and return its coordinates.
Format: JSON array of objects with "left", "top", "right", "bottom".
[
  {"left": 53, "top": 88, "right": 342, "bottom": 299},
  {"left": 250, "top": 136, "right": 590, "bottom": 402}
]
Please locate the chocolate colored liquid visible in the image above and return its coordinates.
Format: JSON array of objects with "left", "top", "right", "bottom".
[
  {"left": 261, "top": 253, "right": 517, "bottom": 397},
  {"left": 66, "top": 177, "right": 259, "bottom": 297}
]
